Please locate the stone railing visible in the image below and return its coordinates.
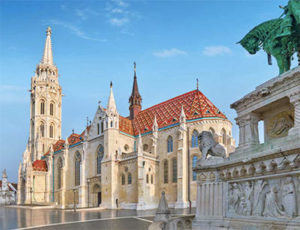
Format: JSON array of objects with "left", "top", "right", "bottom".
[{"left": 121, "top": 151, "right": 137, "bottom": 160}]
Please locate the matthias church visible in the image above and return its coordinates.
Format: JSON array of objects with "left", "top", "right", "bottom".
[{"left": 18, "top": 27, "right": 235, "bottom": 209}]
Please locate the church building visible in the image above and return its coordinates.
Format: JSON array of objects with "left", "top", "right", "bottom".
[{"left": 18, "top": 27, "right": 235, "bottom": 209}]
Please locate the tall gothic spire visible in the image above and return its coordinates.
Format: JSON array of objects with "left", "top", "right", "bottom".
[
  {"left": 129, "top": 62, "right": 142, "bottom": 119},
  {"left": 41, "top": 27, "right": 53, "bottom": 65},
  {"left": 107, "top": 81, "right": 117, "bottom": 114}
]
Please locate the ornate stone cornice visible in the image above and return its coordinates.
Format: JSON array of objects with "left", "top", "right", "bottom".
[{"left": 231, "top": 67, "right": 300, "bottom": 112}]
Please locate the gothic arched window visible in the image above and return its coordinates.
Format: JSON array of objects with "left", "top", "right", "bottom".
[
  {"left": 57, "top": 157, "right": 63, "bottom": 189},
  {"left": 122, "top": 174, "right": 125, "bottom": 185},
  {"left": 146, "top": 174, "right": 149, "bottom": 184},
  {"left": 128, "top": 173, "right": 132, "bottom": 184},
  {"left": 40, "top": 100, "right": 45, "bottom": 115},
  {"left": 192, "top": 130, "right": 199, "bottom": 147},
  {"left": 101, "top": 121, "right": 104, "bottom": 133},
  {"left": 151, "top": 174, "right": 153, "bottom": 184},
  {"left": 167, "top": 136, "right": 173, "bottom": 152},
  {"left": 163, "top": 160, "right": 168, "bottom": 184},
  {"left": 50, "top": 103, "right": 54, "bottom": 116},
  {"left": 192, "top": 156, "right": 198, "bottom": 181},
  {"left": 75, "top": 152, "right": 81, "bottom": 186},
  {"left": 97, "top": 145, "right": 104, "bottom": 174},
  {"left": 40, "top": 123, "right": 45, "bottom": 137},
  {"left": 221, "top": 128, "right": 226, "bottom": 144},
  {"left": 172, "top": 158, "right": 177, "bottom": 183},
  {"left": 49, "top": 124, "right": 54, "bottom": 138},
  {"left": 209, "top": 127, "right": 215, "bottom": 135}
]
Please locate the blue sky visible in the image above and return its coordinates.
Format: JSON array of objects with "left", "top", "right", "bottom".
[{"left": 0, "top": 0, "right": 297, "bottom": 182}]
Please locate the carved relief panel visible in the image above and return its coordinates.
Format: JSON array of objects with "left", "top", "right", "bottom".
[
  {"left": 228, "top": 175, "right": 300, "bottom": 219},
  {"left": 267, "top": 110, "right": 294, "bottom": 138}
]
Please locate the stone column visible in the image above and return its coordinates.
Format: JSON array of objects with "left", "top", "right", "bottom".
[
  {"left": 193, "top": 171, "right": 225, "bottom": 229},
  {"left": 289, "top": 91, "right": 300, "bottom": 136},
  {"left": 236, "top": 113, "right": 260, "bottom": 150},
  {"left": 137, "top": 155, "right": 146, "bottom": 210},
  {"left": 61, "top": 147, "right": 68, "bottom": 208},
  {"left": 175, "top": 127, "right": 189, "bottom": 208}
]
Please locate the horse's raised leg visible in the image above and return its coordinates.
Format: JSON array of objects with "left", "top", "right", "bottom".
[{"left": 275, "top": 56, "right": 284, "bottom": 74}]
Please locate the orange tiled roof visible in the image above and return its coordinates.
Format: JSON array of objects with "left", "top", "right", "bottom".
[
  {"left": 131, "top": 89, "right": 226, "bottom": 135},
  {"left": 53, "top": 139, "right": 65, "bottom": 152},
  {"left": 119, "top": 116, "right": 134, "bottom": 135},
  {"left": 32, "top": 160, "right": 47, "bottom": 171},
  {"left": 68, "top": 133, "right": 83, "bottom": 146}
]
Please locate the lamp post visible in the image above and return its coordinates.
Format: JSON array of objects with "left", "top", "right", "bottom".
[
  {"left": 73, "top": 189, "right": 77, "bottom": 212},
  {"left": 87, "top": 179, "right": 91, "bottom": 208},
  {"left": 30, "top": 187, "right": 33, "bottom": 206}
]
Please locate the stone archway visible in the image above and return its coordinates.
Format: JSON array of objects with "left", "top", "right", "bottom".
[{"left": 92, "top": 184, "right": 101, "bottom": 207}]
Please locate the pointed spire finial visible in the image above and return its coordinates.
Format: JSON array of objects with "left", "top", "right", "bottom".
[
  {"left": 107, "top": 81, "right": 117, "bottom": 114},
  {"left": 134, "top": 62, "right": 136, "bottom": 76},
  {"left": 41, "top": 26, "right": 53, "bottom": 65},
  {"left": 110, "top": 81, "right": 113, "bottom": 88},
  {"left": 46, "top": 26, "right": 52, "bottom": 36},
  {"left": 72, "top": 129, "right": 74, "bottom": 134},
  {"left": 196, "top": 78, "right": 199, "bottom": 90}
]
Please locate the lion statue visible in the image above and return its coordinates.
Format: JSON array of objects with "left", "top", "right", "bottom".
[{"left": 198, "top": 131, "right": 226, "bottom": 160}]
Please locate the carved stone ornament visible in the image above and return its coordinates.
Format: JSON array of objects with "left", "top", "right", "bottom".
[
  {"left": 228, "top": 176, "right": 298, "bottom": 219},
  {"left": 198, "top": 131, "right": 226, "bottom": 160},
  {"left": 267, "top": 111, "right": 294, "bottom": 138}
]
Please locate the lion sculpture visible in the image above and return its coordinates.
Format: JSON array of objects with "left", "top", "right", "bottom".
[{"left": 198, "top": 131, "right": 226, "bottom": 160}]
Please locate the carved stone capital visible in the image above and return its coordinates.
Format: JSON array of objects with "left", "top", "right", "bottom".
[{"left": 289, "top": 91, "right": 300, "bottom": 106}]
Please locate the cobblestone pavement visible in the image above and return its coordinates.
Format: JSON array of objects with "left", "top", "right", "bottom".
[{"left": 0, "top": 207, "right": 195, "bottom": 230}]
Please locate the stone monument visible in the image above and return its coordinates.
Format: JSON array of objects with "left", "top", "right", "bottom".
[
  {"left": 238, "top": 0, "right": 300, "bottom": 74},
  {"left": 192, "top": 1, "right": 300, "bottom": 229}
]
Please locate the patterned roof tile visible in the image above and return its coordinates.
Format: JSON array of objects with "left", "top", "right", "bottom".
[
  {"left": 131, "top": 89, "right": 226, "bottom": 135},
  {"left": 32, "top": 160, "right": 47, "bottom": 171}
]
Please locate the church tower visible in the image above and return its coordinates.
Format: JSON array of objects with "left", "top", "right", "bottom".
[
  {"left": 29, "top": 27, "right": 62, "bottom": 162},
  {"left": 129, "top": 62, "right": 142, "bottom": 120}
]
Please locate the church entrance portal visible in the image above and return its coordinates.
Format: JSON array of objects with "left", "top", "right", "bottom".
[{"left": 92, "top": 184, "right": 101, "bottom": 207}]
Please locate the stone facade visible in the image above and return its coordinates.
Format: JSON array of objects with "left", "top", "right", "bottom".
[
  {"left": 18, "top": 27, "right": 235, "bottom": 210},
  {"left": 193, "top": 67, "right": 300, "bottom": 229}
]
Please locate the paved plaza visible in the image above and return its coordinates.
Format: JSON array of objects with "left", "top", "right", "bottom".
[{"left": 0, "top": 207, "right": 195, "bottom": 230}]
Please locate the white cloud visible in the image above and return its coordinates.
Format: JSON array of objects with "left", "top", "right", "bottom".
[
  {"left": 75, "top": 8, "right": 99, "bottom": 21},
  {"left": 202, "top": 46, "right": 231, "bottom": 56},
  {"left": 106, "top": 0, "right": 134, "bottom": 28},
  {"left": 110, "top": 17, "right": 129, "bottom": 26},
  {"left": 153, "top": 48, "right": 187, "bottom": 58},
  {"left": 49, "top": 20, "right": 106, "bottom": 42}
]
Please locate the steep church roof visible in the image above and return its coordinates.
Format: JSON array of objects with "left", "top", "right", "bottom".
[{"left": 131, "top": 89, "right": 226, "bottom": 136}]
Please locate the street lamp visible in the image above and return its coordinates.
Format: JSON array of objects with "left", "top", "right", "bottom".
[
  {"left": 30, "top": 187, "right": 33, "bottom": 206},
  {"left": 87, "top": 179, "right": 91, "bottom": 208},
  {"left": 73, "top": 189, "right": 77, "bottom": 212}
]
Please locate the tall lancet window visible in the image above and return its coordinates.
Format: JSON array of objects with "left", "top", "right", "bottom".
[
  {"left": 97, "top": 145, "right": 104, "bottom": 174},
  {"left": 50, "top": 103, "right": 54, "bottom": 116},
  {"left": 57, "top": 157, "right": 63, "bottom": 189},
  {"left": 40, "top": 123, "right": 45, "bottom": 137},
  {"left": 221, "top": 128, "right": 226, "bottom": 144},
  {"left": 49, "top": 124, "right": 54, "bottom": 138},
  {"left": 75, "top": 152, "right": 81, "bottom": 186},
  {"left": 40, "top": 100, "right": 45, "bottom": 115},
  {"left": 167, "top": 136, "right": 173, "bottom": 152},
  {"left": 172, "top": 158, "right": 177, "bottom": 183},
  {"left": 192, "top": 156, "right": 198, "bottom": 181},
  {"left": 192, "top": 130, "right": 199, "bottom": 147},
  {"left": 163, "top": 160, "right": 168, "bottom": 184}
]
